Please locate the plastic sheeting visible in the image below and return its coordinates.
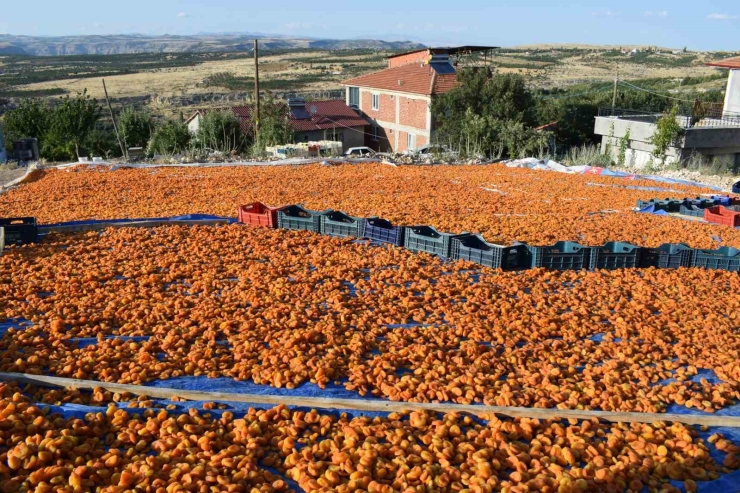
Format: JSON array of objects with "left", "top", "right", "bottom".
[{"left": 39, "top": 214, "right": 236, "bottom": 229}]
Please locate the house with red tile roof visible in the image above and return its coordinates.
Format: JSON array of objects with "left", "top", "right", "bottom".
[
  {"left": 342, "top": 49, "right": 460, "bottom": 153},
  {"left": 186, "top": 99, "right": 369, "bottom": 152}
]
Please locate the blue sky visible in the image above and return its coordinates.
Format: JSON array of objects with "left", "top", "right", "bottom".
[{"left": 1, "top": 0, "right": 738, "bottom": 51}]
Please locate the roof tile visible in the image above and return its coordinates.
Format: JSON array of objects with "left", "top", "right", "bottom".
[{"left": 342, "top": 63, "right": 459, "bottom": 96}]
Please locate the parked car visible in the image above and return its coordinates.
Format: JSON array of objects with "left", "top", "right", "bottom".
[
  {"left": 405, "top": 144, "right": 459, "bottom": 159},
  {"left": 344, "top": 147, "right": 376, "bottom": 157}
]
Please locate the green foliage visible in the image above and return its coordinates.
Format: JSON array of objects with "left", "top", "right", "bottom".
[
  {"left": 85, "top": 127, "right": 122, "bottom": 159},
  {"left": 604, "top": 122, "right": 615, "bottom": 164},
  {"left": 618, "top": 127, "right": 631, "bottom": 167},
  {"left": 196, "top": 111, "right": 246, "bottom": 154},
  {"left": 118, "top": 108, "right": 153, "bottom": 150},
  {"left": 432, "top": 70, "right": 541, "bottom": 158},
  {"left": 45, "top": 90, "right": 102, "bottom": 158},
  {"left": 1, "top": 99, "right": 51, "bottom": 153},
  {"left": 564, "top": 144, "right": 614, "bottom": 167},
  {"left": 252, "top": 96, "right": 293, "bottom": 156},
  {"left": 650, "top": 106, "right": 685, "bottom": 163},
  {"left": 0, "top": 88, "right": 67, "bottom": 98},
  {"left": 148, "top": 120, "right": 191, "bottom": 156}
]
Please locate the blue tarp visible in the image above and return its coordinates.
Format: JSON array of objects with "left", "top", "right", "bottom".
[{"left": 40, "top": 214, "right": 236, "bottom": 228}]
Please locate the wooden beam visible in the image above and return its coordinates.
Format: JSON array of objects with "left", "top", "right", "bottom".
[
  {"left": 1, "top": 372, "right": 739, "bottom": 427},
  {"left": 38, "top": 219, "right": 232, "bottom": 234}
]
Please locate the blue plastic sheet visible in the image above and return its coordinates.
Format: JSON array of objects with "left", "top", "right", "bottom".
[{"left": 40, "top": 214, "right": 236, "bottom": 228}]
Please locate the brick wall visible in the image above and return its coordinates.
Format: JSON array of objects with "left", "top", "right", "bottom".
[
  {"left": 399, "top": 97, "right": 428, "bottom": 131},
  {"left": 362, "top": 91, "right": 396, "bottom": 123},
  {"left": 388, "top": 50, "right": 430, "bottom": 68}
]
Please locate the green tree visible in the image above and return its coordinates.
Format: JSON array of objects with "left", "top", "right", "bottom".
[
  {"left": 196, "top": 110, "right": 246, "bottom": 154},
  {"left": 1, "top": 99, "right": 51, "bottom": 154},
  {"left": 650, "top": 106, "right": 685, "bottom": 163},
  {"left": 148, "top": 120, "right": 191, "bottom": 156},
  {"left": 47, "top": 90, "right": 102, "bottom": 159},
  {"left": 118, "top": 108, "right": 153, "bottom": 150},
  {"left": 252, "top": 95, "right": 292, "bottom": 156}
]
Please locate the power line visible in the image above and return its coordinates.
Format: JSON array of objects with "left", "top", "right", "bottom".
[{"left": 618, "top": 80, "right": 698, "bottom": 104}]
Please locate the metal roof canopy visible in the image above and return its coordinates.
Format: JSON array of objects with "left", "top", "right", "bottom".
[{"left": 386, "top": 45, "right": 499, "bottom": 59}]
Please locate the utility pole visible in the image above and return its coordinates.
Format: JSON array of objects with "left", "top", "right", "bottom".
[
  {"left": 611, "top": 76, "right": 619, "bottom": 115},
  {"left": 254, "top": 39, "right": 260, "bottom": 142},
  {"left": 102, "top": 79, "right": 126, "bottom": 159}
]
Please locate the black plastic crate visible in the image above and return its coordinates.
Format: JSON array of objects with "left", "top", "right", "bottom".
[
  {"left": 691, "top": 247, "right": 740, "bottom": 273},
  {"left": 320, "top": 211, "right": 365, "bottom": 238},
  {"left": 364, "top": 218, "right": 404, "bottom": 246},
  {"left": 403, "top": 226, "right": 470, "bottom": 258},
  {"left": 636, "top": 199, "right": 682, "bottom": 212},
  {"left": 639, "top": 243, "right": 694, "bottom": 269},
  {"left": 678, "top": 204, "right": 706, "bottom": 218},
  {"left": 0, "top": 217, "right": 38, "bottom": 246},
  {"left": 525, "top": 241, "right": 594, "bottom": 271},
  {"left": 591, "top": 242, "right": 642, "bottom": 270},
  {"left": 276, "top": 205, "right": 326, "bottom": 233},
  {"left": 450, "top": 234, "right": 528, "bottom": 271}
]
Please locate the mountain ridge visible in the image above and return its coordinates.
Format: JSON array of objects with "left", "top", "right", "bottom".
[{"left": 0, "top": 34, "right": 425, "bottom": 56}]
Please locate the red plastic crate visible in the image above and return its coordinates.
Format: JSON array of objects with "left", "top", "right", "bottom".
[
  {"left": 237, "top": 202, "right": 286, "bottom": 228},
  {"left": 704, "top": 206, "right": 740, "bottom": 228}
]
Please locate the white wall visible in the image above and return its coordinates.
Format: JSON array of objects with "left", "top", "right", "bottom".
[{"left": 724, "top": 70, "right": 740, "bottom": 116}]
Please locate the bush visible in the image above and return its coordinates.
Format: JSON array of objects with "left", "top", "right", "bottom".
[
  {"left": 148, "top": 120, "right": 190, "bottom": 156},
  {"left": 196, "top": 111, "right": 246, "bottom": 154},
  {"left": 1, "top": 99, "right": 51, "bottom": 154},
  {"left": 47, "top": 90, "right": 102, "bottom": 158},
  {"left": 118, "top": 108, "right": 153, "bottom": 150}
]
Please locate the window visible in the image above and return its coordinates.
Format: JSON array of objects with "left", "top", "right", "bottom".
[
  {"left": 372, "top": 126, "right": 379, "bottom": 141},
  {"left": 407, "top": 133, "right": 416, "bottom": 150},
  {"left": 349, "top": 87, "right": 359, "bottom": 106},
  {"left": 372, "top": 94, "right": 380, "bottom": 111}
]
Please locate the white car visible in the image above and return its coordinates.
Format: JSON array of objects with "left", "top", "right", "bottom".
[{"left": 344, "top": 147, "right": 376, "bottom": 157}]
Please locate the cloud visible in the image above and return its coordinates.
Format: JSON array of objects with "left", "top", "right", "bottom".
[
  {"left": 644, "top": 11, "right": 668, "bottom": 17},
  {"left": 394, "top": 23, "right": 406, "bottom": 30},
  {"left": 285, "top": 22, "right": 311, "bottom": 30},
  {"left": 176, "top": 12, "right": 187, "bottom": 18},
  {"left": 707, "top": 13, "right": 737, "bottom": 20},
  {"left": 593, "top": 10, "right": 619, "bottom": 17}
]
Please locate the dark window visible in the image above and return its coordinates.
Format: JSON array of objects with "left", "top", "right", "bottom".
[{"left": 349, "top": 87, "right": 360, "bottom": 106}]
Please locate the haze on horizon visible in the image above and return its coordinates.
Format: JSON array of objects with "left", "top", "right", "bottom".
[{"left": 1, "top": 0, "right": 738, "bottom": 52}]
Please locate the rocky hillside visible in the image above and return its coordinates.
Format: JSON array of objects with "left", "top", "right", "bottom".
[{"left": 0, "top": 34, "right": 424, "bottom": 56}]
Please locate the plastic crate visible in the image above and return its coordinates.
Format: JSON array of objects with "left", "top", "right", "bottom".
[
  {"left": 678, "top": 204, "right": 706, "bottom": 218},
  {"left": 364, "top": 218, "right": 404, "bottom": 246},
  {"left": 525, "top": 242, "right": 594, "bottom": 271},
  {"left": 639, "top": 243, "right": 694, "bottom": 269},
  {"left": 704, "top": 206, "right": 740, "bottom": 228},
  {"left": 709, "top": 195, "right": 732, "bottom": 207},
  {"left": 591, "top": 242, "right": 642, "bottom": 270},
  {"left": 691, "top": 247, "right": 740, "bottom": 272},
  {"left": 450, "top": 234, "right": 528, "bottom": 271},
  {"left": 237, "top": 202, "right": 285, "bottom": 228},
  {"left": 277, "top": 205, "right": 326, "bottom": 233},
  {"left": 320, "top": 211, "right": 365, "bottom": 238},
  {"left": 403, "top": 226, "right": 470, "bottom": 258},
  {"left": 0, "top": 217, "right": 38, "bottom": 246},
  {"left": 636, "top": 199, "right": 681, "bottom": 212}
]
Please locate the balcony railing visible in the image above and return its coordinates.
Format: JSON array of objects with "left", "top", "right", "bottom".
[{"left": 598, "top": 107, "right": 740, "bottom": 129}]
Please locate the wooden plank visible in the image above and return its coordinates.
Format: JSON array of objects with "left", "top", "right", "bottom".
[
  {"left": 39, "top": 219, "right": 232, "bottom": 234},
  {"left": 1, "top": 372, "right": 739, "bottom": 427}
]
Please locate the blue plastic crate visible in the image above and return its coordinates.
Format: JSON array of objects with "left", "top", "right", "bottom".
[
  {"left": 364, "top": 218, "right": 404, "bottom": 246},
  {"left": 709, "top": 195, "right": 732, "bottom": 207},
  {"left": 591, "top": 242, "right": 642, "bottom": 270},
  {"left": 320, "top": 211, "right": 365, "bottom": 238},
  {"left": 450, "top": 234, "right": 528, "bottom": 271},
  {"left": 678, "top": 204, "right": 706, "bottom": 218},
  {"left": 277, "top": 205, "right": 327, "bottom": 233},
  {"left": 691, "top": 247, "right": 740, "bottom": 273},
  {"left": 639, "top": 243, "right": 694, "bottom": 269},
  {"left": 525, "top": 242, "right": 594, "bottom": 271},
  {"left": 403, "top": 226, "right": 470, "bottom": 258},
  {"left": 0, "top": 217, "right": 38, "bottom": 246}
]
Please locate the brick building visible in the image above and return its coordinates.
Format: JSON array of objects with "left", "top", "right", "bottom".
[{"left": 343, "top": 48, "right": 474, "bottom": 153}]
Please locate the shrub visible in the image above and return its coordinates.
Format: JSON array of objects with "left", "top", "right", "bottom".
[
  {"left": 196, "top": 111, "right": 246, "bottom": 154},
  {"left": 148, "top": 120, "right": 190, "bottom": 156},
  {"left": 118, "top": 108, "right": 153, "bottom": 150}
]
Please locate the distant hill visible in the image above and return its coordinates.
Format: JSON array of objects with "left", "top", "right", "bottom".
[{"left": 0, "top": 34, "right": 424, "bottom": 56}]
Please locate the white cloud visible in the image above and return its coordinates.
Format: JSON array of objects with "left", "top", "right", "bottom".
[
  {"left": 394, "top": 23, "right": 406, "bottom": 30},
  {"left": 176, "top": 12, "right": 187, "bottom": 18},
  {"left": 644, "top": 11, "right": 668, "bottom": 17},
  {"left": 593, "top": 10, "right": 619, "bottom": 17},
  {"left": 707, "top": 13, "right": 737, "bottom": 20}
]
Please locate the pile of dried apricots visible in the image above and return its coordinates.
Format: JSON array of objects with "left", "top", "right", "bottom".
[
  {"left": 2, "top": 385, "right": 737, "bottom": 493},
  {"left": 0, "top": 164, "right": 739, "bottom": 248}
]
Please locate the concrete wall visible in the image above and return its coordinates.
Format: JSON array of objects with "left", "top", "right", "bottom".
[
  {"left": 724, "top": 70, "right": 740, "bottom": 116},
  {"left": 594, "top": 116, "right": 740, "bottom": 169},
  {"left": 187, "top": 114, "right": 202, "bottom": 135}
]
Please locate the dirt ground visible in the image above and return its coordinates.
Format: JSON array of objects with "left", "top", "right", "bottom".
[{"left": 0, "top": 165, "right": 28, "bottom": 188}]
